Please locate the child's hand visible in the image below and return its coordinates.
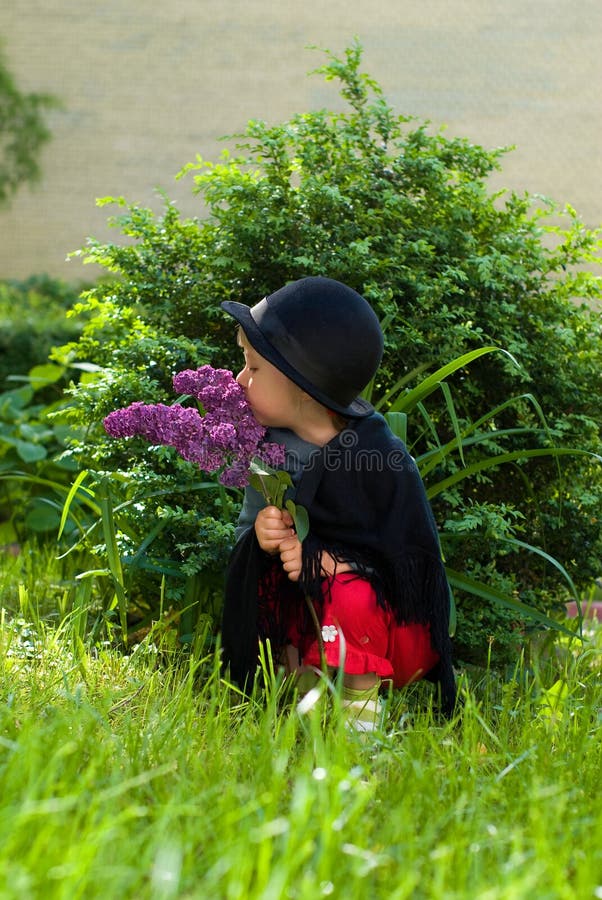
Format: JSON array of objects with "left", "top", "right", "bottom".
[
  {"left": 255, "top": 506, "right": 295, "bottom": 555},
  {"left": 279, "top": 533, "right": 303, "bottom": 581}
]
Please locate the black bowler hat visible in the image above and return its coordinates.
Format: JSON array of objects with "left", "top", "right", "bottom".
[{"left": 221, "top": 276, "right": 383, "bottom": 418}]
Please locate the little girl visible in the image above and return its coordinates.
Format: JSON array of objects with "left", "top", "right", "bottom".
[{"left": 220, "top": 276, "right": 456, "bottom": 724}]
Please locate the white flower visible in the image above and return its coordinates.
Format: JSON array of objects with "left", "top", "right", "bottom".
[{"left": 322, "top": 625, "right": 338, "bottom": 643}]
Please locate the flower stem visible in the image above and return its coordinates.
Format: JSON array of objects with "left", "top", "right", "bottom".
[{"left": 304, "top": 593, "right": 327, "bottom": 674}]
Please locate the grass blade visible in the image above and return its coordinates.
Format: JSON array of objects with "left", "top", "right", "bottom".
[
  {"left": 427, "top": 447, "right": 601, "bottom": 500},
  {"left": 501, "top": 536, "right": 580, "bottom": 604},
  {"left": 387, "top": 346, "right": 522, "bottom": 414},
  {"left": 58, "top": 469, "right": 92, "bottom": 539},
  {"left": 372, "top": 362, "right": 430, "bottom": 411},
  {"left": 98, "top": 478, "right": 129, "bottom": 644},
  {"left": 446, "top": 568, "right": 578, "bottom": 637}
]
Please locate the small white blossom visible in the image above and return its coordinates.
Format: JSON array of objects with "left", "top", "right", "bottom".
[{"left": 322, "top": 625, "right": 338, "bottom": 643}]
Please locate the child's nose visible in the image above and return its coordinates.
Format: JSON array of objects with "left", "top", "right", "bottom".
[{"left": 236, "top": 367, "right": 248, "bottom": 387}]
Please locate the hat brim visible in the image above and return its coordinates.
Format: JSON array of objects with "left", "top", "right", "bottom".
[{"left": 221, "top": 300, "right": 374, "bottom": 418}]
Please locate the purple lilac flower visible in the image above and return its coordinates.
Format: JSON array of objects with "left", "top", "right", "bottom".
[
  {"left": 260, "top": 441, "right": 291, "bottom": 469},
  {"left": 173, "top": 366, "right": 239, "bottom": 410},
  {"left": 103, "top": 366, "right": 285, "bottom": 488},
  {"left": 218, "top": 458, "right": 253, "bottom": 488}
]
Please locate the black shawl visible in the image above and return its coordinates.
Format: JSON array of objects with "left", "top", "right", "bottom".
[{"left": 221, "top": 412, "right": 456, "bottom": 714}]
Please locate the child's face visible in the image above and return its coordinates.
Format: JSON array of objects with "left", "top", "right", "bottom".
[{"left": 236, "top": 332, "right": 302, "bottom": 429}]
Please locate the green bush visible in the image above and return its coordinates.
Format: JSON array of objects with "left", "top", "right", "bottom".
[
  {"left": 0, "top": 44, "right": 57, "bottom": 206},
  {"left": 0, "top": 276, "right": 86, "bottom": 390},
  {"left": 58, "top": 43, "right": 601, "bottom": 663},
  {"left": 0, "top": 361, "right": 90, "bottom": 545}
]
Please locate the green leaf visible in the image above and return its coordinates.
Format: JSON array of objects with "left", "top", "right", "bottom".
[
  {"left": 249, "top": 458, "right": 293, "bottom": 507},
  {"left": 427, "top": 447, "right": 601, "bottom": 499},
  {"left": 28, "top": 364, "right": 65, "bottom": 389},
  {"left": 58, "top": 469, "right": 92, "bottom": 539},
  {"left": 417, "top": 391, "right": 560, "bottom": 479},
  {"left": 15, "top": 440, "right": 47, "bottom": 462},
  {"left": 388, "top": 347, "right": 522, "bottom": 414},
  {"left": 439, "top": 380, "right": 466, "bottom": 468},
  {"left": 373, "top": 363, "right": 431, "bottom": 412},
  {"left": 126, "top": 518, "right": 171, "bottom": 569},
  {"left": 501, "top": 537, "right": 580, "bottom": 604},
  {"left": 248, "top": 471, "right": 280, "bottom": 505},
  {"left": 0, "top": 385, "right": 34, "bottom": 415},
  {"left": 286, "top": 500, "right": 310, "bottom": 543},
  {"left": 446, "top": 568, "right": 578, "bottom": 638},
  {"left": 25, "top": 501, "right": 61, "bottom": 532},
  {"left": 98, "top": 478, "right": 129, "bottom": 643},
  {"left": 0, "top": 471, "right": 101, "bottom": 516},
  {"left": 384, "top": 411, "right": 407, "bottom": 443}
]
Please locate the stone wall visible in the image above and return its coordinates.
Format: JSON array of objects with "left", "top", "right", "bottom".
[{"left": 1, "top": 0, "right": 601, "bottom": 280}]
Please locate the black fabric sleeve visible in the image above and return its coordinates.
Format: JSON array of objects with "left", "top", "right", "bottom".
[{"left": 220, "top": 527, "right": 266, "bottom": 689}]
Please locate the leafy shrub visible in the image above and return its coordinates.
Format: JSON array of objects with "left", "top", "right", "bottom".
[
  {"left": 0, "top": 362, "right": 89, "bottom": 544},
  {"left": 0, "top": 44, "right": 58, "bottom": 206},
  {"left": 0, "top": 277, "right": 95, "bottom": 546},
  {"left": 57, "top": 43, "right": 601, "bottom": 663},
  {"left": 0, "top": 276, "right": 86, "bottom": 390}
]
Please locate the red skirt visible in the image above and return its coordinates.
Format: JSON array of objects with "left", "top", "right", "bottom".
[{"left": 279, "top": 572, "right": 440, "bottom": 688}]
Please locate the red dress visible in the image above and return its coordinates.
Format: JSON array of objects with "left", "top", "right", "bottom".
[{"left": 264, "top": 570, "right": 440, "bottom": 687}]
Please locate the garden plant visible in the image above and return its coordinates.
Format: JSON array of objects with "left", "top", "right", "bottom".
[
  {"left": 45, "top": 42, "right": 602, "bottom": 665},
  {"left": 0, "top": 602, "right": 600, "bottom": 897},
  {"left": 0, "top": 39, "right": 601, "bottom": 899},
  {"left": 0, "top": 43, "right": 57, "bottom": 207}
]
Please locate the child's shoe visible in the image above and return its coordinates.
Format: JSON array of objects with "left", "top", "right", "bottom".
[{"left": 341, "top": 682, "right": 384, "bottom": 733}]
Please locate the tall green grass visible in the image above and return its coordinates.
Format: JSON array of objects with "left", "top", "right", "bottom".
[{"left": 0, "top": 609, "right": 600, "bottom": 899}]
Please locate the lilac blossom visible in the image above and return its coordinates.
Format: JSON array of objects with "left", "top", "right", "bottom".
[{"left": 103, "top": 366, "right": 285, "bottom": 488}]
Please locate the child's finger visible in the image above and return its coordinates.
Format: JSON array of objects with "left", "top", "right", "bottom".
[
  {"left": 279, "top": 536, "right": 302, "bottom": 581},
  {"left": 278, "top": 535, "right": 300, "bottom": 551},
  {"left": 281, "top": 509, "right": 294, "bottom": 527},
  {"left": 263, "top": 506, "right": 287, "bottom": 519},
  {"left": 254, "top": 513, "right": 294, "bottom": 551},
  {"left": 256, "top": 507, "right": 283, "bottom": 525}
]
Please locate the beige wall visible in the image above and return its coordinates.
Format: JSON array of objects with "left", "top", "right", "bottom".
[{"left": 1, "top": 0, "right": 601, "bottom": 281}]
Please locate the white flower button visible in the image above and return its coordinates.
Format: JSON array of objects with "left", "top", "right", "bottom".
[{"left": 322, "top": 625, "right": 338, "bottom": 643}]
